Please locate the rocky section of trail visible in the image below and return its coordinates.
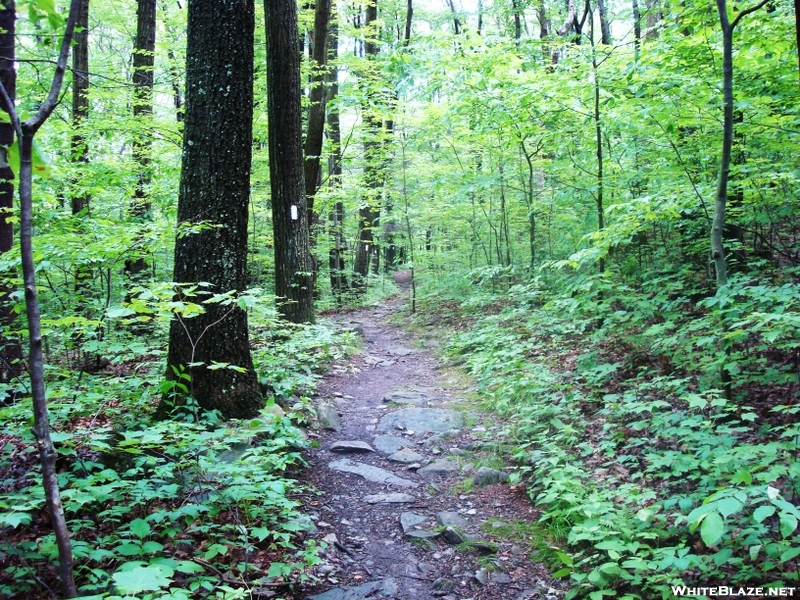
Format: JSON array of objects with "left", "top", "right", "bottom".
[{"left": 294, "top": 302, "right": 563, "bottom": 600}]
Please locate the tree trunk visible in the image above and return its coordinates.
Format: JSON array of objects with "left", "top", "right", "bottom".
[
  {"left": 597, "top": 0, "right": 612, "bottom": 44},
  {"left": 711, "top": 0, "right": 771, "bottom": 397},
  {"left": 644, "top": 0, "right": 661, "bottom": 38},
  {"left": 125, "top": 0, "right": 156, "bottom": 280},
  {"left": 632, "top": 0, "right": 641, "bottom": 57},
  {"left": 265, "top": 0, "right": 315, "bottom": 323},
  {"left": 353, "top": 1, "right": 382, "bottom": 293},
  {"left": 0, "top": 0, "right": 22, "bottom": 402},
  {"left": 303, "top": 0, "right": 331, "bottom": 205},
  {"left": 326, "top": 20, "right": 348, "bottom": 302},
  {"left": 163, "top": 0, "right": 262, "bottom": 419},
  {"left": 71, "top": 0, "right": 94, "bottom": 370},
  {"left": 71, "top": 0, "right": 89, "bottom": 217},
  {"left": 591, "top": 18, "right": 605, "bottom": 273}
]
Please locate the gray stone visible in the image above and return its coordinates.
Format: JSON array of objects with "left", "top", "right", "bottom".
[
  {"left": 317, "top": 403, "right": 342, "bottom": 432},
  {"left": 492, "top": 573, "right": 513, "bottom": 584},
  {"left": 400, "top": 512, "right": 427, "bottom": 533},
  {"left": 386, "top": 347, "right": 417, "bottom": 357},
  {"left": 328, "top": 459, "right": 418, "bottom": 488},
  {"left": 432, "top": 577, "right": 456, "bottom": 591},
  {"left": 363, "top": 492, "right": 417, "bottom": 504},
  {"left": 425, "top": 429, "right": 463, "bottom": 445},
  {"left": 377, "top": 408, "right": 463, "bottom": 434},
  {"left": 461, "top": 462, "right": 474, "bottom": 473},
  {"left": 384, "top": 390, "right": 429, "bottom": 406},
  {"left": 304, "top": 578, "right": 397, "bottom": 600},
  {"left": 330, "top": 440, "right": 375, "bottom": 454},
  {"left": 475, "top": 568, "right": 489, "bottom": 586},
  {"left": 372, "top": 434, "right": 408, "bottom": 454},
  {"left": 388, "top": 448, "right": 424, "bottom": 463},
  {"left": 442, "top": 526, "right": 464, "bottom": 545},
  {"left": 473, "top": 466, "right": 510, "bottom": 486},
  {"left": 491, "top": 521, "right": 508, "bottom": 529},
  {"left": 436, "top": 511, "right": 468, "bottom": 528},
  {"left": 406, "top": 529, "right": 440, "bottom": 539},
  {"left": 417, "top": 459, "right": 460, "bottom": 478}
]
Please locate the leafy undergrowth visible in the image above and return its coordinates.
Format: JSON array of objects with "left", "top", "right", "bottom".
[
  {"left": 0, "top": 297, "right": 359, "bottom": 599},
  {"left": 418, "top": 269, "right": 800, "bottom": 599}
]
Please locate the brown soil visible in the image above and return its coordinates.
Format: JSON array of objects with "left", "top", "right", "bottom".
[{"left": 291, "top": 296, "right": 564, "bottom": 600}]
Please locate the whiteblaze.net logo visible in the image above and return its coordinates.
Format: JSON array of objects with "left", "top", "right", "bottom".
[{"left": 671, "top": 586, "right": 797, "bottom": 597}]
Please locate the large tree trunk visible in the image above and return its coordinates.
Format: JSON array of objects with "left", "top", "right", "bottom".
[
  {"left": 304, "top": 0, "right": 331, "bottom": 205},
  {"left": 0, "top": 0, "right": 22, "bottom": 402},
  {"left": 162, "top": 0, "right": 262, "bottom": 419},
  {"left": 125, "top": 0, "right": 156, "bottom": 280},
  {"left": 265, "top": 0, "right": 315, "bottom": 323}
]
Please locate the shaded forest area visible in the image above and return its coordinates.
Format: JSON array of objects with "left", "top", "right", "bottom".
[{"left": 0, "top": 0, "right": 798, "bottom": 597}]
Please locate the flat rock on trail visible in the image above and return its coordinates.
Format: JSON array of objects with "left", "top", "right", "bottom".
[{"left": 292, "top": 301, "right": 562, "bottom": 600}]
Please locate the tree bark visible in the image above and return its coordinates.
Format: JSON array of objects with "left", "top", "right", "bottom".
[
  {"left": 0, "top": 0, "right": 22, "bottom": 402},
  {"left": 353, "top": 0, "right": 382, "bottom": 292},
  {"left": 303, "top": 0, "right": 331, "bottom": 206},
  {"left": 163, "top": 0, "right": 262, "bottom": 419},
  {"left": 597, "top": 0, "right": 612, "bottom": 44},
  {"left": 326, "top": 19, "right": 348, "bottom": 302},
  {"left": 71, "top": 0, "right": 89, "bottom": 216},
  {"left": 265, "top": 0, "right": 315, "bottom": 323},
  {"left": 125, "top": 0, "right": 156, "bottom": 280}
]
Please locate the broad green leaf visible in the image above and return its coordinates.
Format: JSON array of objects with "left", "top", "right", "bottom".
[
  {"left": 779, "top": 513, "right": 798, "bottom": 538},
  {"left": 129, "top": 518, "right": 150, "bottom": 539},
  {"left": 700, "top": 511, "right": 725, "bottom": 546},
  {"left": 112, "top": 564, "right": 172, "bottom": 594},
  {"left": 780, "top": 547, "right": 800, "bottom": 563},
  {"left": 717, "top": 497, "right": 742, "bottom": 518},
  {"left": 753, "top": 505, "right": 776, "bottom": 523}
]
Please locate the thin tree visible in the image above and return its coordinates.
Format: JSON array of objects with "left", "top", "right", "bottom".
[
  {"left": 70, "top": 0, "right": 89, "bottom": 217},
  {"left": 162, "top": 0, "right": 262, "bottom": 418},
  {"left": 353, "top": 0, "right": 382, "bottom": 292},
  {"left": 326, "top": 17, "right": 348, "bottom": 302},
  {"left": 125, "top": 0, "right": 156, "bottom": 281},
  {"left": 0, "top": 0, "right": 84, "bottom": 593},
  {"left": 710, "top": 0, "right": 770, "bottom": 399},
  {"left": 265, "top": 0, "right": 315, "bottom": 323},
  {"left": 0, "top": 0, "right": 22, "bottom": 402}
]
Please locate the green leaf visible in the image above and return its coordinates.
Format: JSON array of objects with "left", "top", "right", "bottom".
[
  {"left": 700, "top": 511, "right": 725, "bottom": 546},
  {"left": 0, "top": 511, "right": 32, "bottom": 528},
  {"left": 753, "top": 505, "right": 776, "bottom": 523},
  {"left": 204, "top": 543, "right": 227, "bottom": 560},
  {"left": 129, "top": 518, "right": 150, "bottom": 539},
  {"left": 780, "top": 547, "right": 800, "bottom": 563},
  {"left": 779, "top": 513, "right": 798, "bottom": 538},
  {"left": 116, "top": 542, "right": 143, "bottom": 557},
  {"left": 112, "top": 564, "right": 173, "bottom": 594},
  {"left": 717, "top": 497, "right": 742, "bottom": 518}
]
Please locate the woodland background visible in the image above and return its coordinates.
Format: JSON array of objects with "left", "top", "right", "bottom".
[{"left": 0, "top": 0, "right": 799, "bottom": 597}]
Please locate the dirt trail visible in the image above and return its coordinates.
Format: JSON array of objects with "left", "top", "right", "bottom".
[{"left": 292, "top": 298, "right": 562, "bottom": 600}]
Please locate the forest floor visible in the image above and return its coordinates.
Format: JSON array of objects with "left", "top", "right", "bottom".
[{"left": 291, "top": 293, "right": 564, "bottom": 600}]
